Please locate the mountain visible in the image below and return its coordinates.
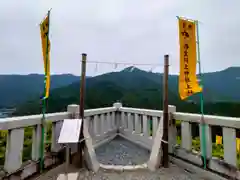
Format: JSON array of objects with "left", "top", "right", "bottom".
[
  {"left": 200, "top": 67, "right": 240, "bottom": 102},
  {"left": 120, "top": 66, "right": 240, "bottom": 103},
  {"left": 167, "top": 67, "right": 240, "bottom": 102},
  {"left": 0, "top": 74, "right": 80, "bottom": 107},
  {"left": 10, "top": 67, "right": 201, "bottom": 116},
  {"left": 5, "top": 66, "right": 240, "bottom": 117}
]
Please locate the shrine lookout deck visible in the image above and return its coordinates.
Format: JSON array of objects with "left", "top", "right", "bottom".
[{"left": 0, "top": 102, "right": 240, "bottom": 180}]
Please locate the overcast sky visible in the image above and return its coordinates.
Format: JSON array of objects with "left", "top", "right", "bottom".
[{"left": 0, "top": 0, "right": 239, "bottom": 76}]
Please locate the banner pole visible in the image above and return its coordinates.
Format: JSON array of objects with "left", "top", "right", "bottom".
[
  {"left": 40, "top": 9, "right": 51, "bottom": 172},
  {"left": 196, "top": 20, "right": 207, "bottom": 169},
  {"left": 162, "top": 54, "right": 169, "bottom": 167}
]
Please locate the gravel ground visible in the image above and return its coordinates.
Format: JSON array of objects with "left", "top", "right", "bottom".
[
  {"left": 95, "top": 136, "right": 150, "bottom": 165},
  {"left": 33, "top": 137, "right": 205, "bottom": 180}
]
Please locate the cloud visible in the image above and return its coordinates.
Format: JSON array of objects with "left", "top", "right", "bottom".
[{"left": 0, "top": 0, "right": 240, "bottom": 76}]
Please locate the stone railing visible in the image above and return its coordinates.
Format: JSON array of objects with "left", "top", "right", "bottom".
[
  {"left": 0, "top": 103, "right": 119, "bottom": 179},
  {"left": 173, "top": 112, "right": 240, "bottom": 179},
  {"left": 1, "top": 102, "right": 240, "bottom": 179},
  {"left": 118, "top": 105, "right": 176, "bottom": 153},
  {"left": 118, "top": 105, "right": 240, "bottom": 179}
]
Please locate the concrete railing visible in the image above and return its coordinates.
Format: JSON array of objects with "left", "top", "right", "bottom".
[
  {"left": 1, "top": 102, "right": 240, "bottom": 179},
  {"left": 0, "top": 103, "right": 120, "bottom": 178},
  {"left": 173, "top": 112, "right": 240, "bottom": 178},
  {"left": 118, "top": 105, "right": 176, "bottom": 152},
  {"left": 118, "top": 106, "right": 240, "bottom": 179}
]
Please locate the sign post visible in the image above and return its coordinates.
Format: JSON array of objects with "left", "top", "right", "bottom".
[
  {"left": 76, "top": 53, "right": 87, "bottom": 167},
  {"left": 162, "top": 54, "right": 169, "bottom": 168}
]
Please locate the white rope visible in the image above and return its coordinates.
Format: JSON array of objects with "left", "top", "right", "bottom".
[{"left": 87, "top": 60, "right": 165, "bottom": 67}]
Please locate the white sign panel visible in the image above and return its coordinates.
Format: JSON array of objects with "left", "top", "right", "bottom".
[{"left": 58, "top": 119, "right": 82, "bottom": 144}]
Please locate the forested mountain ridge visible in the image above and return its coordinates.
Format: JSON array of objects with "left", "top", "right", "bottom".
[
  {"left": 0, "top": 74, "right": 80, "bottom": 107},
  {"left": 1, "top": 66, "right": 240, "bottom": 109},
  {"left": 13, "top": 66, "right": 240, "bottom": 117}
]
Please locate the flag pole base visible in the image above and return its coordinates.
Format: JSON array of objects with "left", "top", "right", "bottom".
[{"left": 201, "top": 156, "right": 209, "bottom": 169}]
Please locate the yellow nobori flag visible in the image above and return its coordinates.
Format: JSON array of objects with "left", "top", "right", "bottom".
[
  {"left": 40, "top": 14, "right": 51, "bottom": 98},
  {"left": 178, "top": 18, "right": 202, "bottom": 100},
  {"left": 237, "top": 138, "right": 240, "bottom": 152},
  {"left": 216, "top": 135, "right": 222, "bottom": 145}
]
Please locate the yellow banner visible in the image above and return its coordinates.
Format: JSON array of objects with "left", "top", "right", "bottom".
[
  {"left": 178, "top": 18, "right": 202, "bottom": 100},
  {"left": 40, "top": 15, "right": 51, "bottom": 98},
  {"left": 216, "top": 135, "right": 222, "bottom": 145},
  {"left": 216, "top": 136, "right": 240, "bottom": 152},
  {"left": 237, "top": 138, "right": 240, "bottom": 152}
]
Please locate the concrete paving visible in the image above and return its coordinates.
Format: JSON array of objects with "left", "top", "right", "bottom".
[
  {"left": 34, "top": 163, "right": 205, "bottom": 180},
  {"left": 33, "top": 137, "right": 205, "bottom": 180}
]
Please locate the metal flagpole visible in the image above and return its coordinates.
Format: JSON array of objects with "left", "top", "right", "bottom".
[
  {"left": 196, "top": 20, "right": 207, "bottom": 169},
  {"left": 40, "top": 9, "right": 51, "bottom": 172}
]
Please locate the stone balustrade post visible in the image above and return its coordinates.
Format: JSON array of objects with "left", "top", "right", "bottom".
[
  {"left": 168, "top": 105, "right": 177, "bottom": 154},
  {"left": 4, "top": 128, "right": 24, "bottom": 173},
  {"left": 134, "top": 113, "right": 141, "bottom": 134},
  {"left": 107, "top": 113, "right": 112, "bottom": 131},
  {"left": 127, "top": 113, "right": 133, "bottom": 132},
  {"left": 113, "top": 102, "right": 122, "bottom": 129},
  {"left": 113, "top": 102, "right": 122, "bottom": 109},
  {"left": 67, "top": 104, "right": 79, "bottom": 119},
  {"left": 152, "top": 116, "right": 158, "bottom": 137},
  {"left": 111, "top": 112, "right": 116, "bottom": 130},
  {"left": 67, "top": 104, "right": 80, "bottom": 153},
  {"left": 100, "top": 114, "right": 105, "bottom": 134},
  {"left": 93, "top": 115, "right": 99, "bottom": 136},
  {"left": 143, "top": 115, "right": 149, "bottom": 137},
  {"left": 32, "top": 124, "right": 42, "bottom": 160}
]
